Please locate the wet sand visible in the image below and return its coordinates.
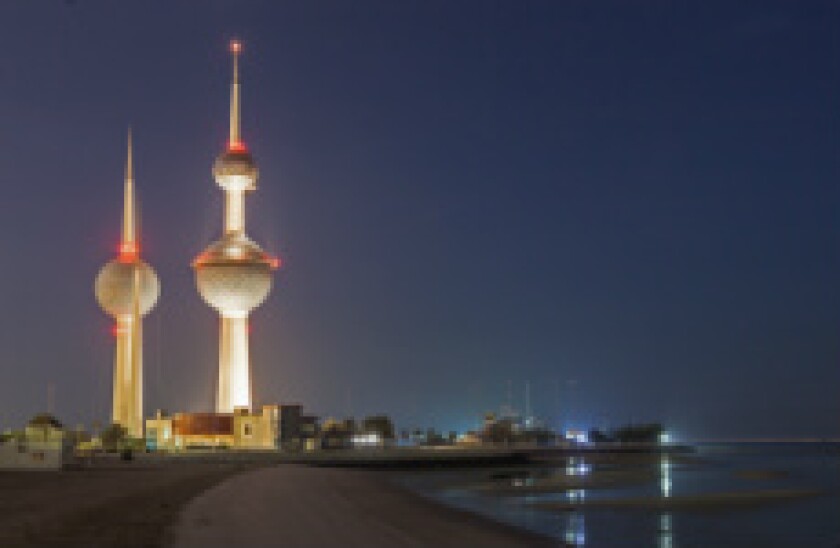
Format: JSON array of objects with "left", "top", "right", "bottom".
[
  {"left": 0, "top": 460, "right": 259, "bottom": 547},
  {"left": 174, "top": 464, "right": 555, "bottom": 548}
]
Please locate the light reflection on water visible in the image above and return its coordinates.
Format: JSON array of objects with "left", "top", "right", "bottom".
[
  {"left": 402, "top": 443, "right": 840, "bottom": 547},
  {"left": 566, "top": 456, "right": 592, "bottom": 477},
  {"left": 559, "top": 454, "right": 674, "bottom": 545},
  {"left": 660, "top": 453, "right": 672, "bottom": 497},
  {"left": 658, "top": 513, "right": 673, "bottom": 548},
  {"left": 564, "top": 512, "right": 586, "bottom": 546},
  {"left": 658, "top": 454, "right": 674, "bottom": 548}
]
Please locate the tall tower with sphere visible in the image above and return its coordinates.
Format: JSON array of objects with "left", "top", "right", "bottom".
[
  {"left": 95, "top": 131, "right": 160, "bottom": 437},
  {"left": 194, "top": 41, "right": 279, "bottom": 413}
]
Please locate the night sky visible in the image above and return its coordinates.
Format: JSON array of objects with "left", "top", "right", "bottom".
[{"left": 0, "top": 1, "right": 837, "bottom": 439}]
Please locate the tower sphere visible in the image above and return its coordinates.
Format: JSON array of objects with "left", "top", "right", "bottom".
[
  {"left": 95, "top": 260, "right": 160, "bottom": 317},
  {"left": 213, "top": 149, "right": 258, "bottom": 192},
  {"left": 194, "top": 233, "right": 274, "bottom": 314}
]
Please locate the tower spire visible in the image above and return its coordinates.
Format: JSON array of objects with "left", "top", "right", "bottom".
[
  {"left": 229, "top": 40, "right": 243, "bottom": 151},
  {"left": 121, "top": 128, "right": 136, "bottom": 256}
]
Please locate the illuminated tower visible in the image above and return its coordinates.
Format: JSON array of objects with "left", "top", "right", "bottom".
[
  {"left": 194, "top": 41, "right": 279, "bottom": 413},
  {"left": 95, "top": 131, "right": 160, "bottom": 437}
]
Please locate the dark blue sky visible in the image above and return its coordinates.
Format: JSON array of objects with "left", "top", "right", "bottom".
[{"left": 0, "top": 1, "right": 837, "bottom": 439}]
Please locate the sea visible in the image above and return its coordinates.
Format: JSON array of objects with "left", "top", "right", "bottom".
[{"left": 398, "top": 443, "right": 840, "bottom": 547}]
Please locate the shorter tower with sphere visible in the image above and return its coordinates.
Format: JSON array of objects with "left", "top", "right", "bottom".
[{"left": 95, "top": 131, "right": 160, "bottom": 437}]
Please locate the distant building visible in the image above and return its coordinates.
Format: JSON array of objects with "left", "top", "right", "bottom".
[
  {"left": 25, "top": 414, "right": 65, "bottom": 443},
  {"left": 0, "top": 414, "right": 73, "bottom": 470},
  {"left": 456, "top": 432, "right": 482, "bottom": 446},
  {"left": 276, "top": 405, "right": 320, "bottom": 451},
  {"left": 300, "top": 415, "right": 319, "bottom": 451},
  {"left": 279, "top": 404, "right": 302, "bottom": 447},
  {"left": 564, "top": 429, "right": 588, "bottom": 444},
  {"left": 321, "top": 417, "right": 355, "bottom": 449},
  {"left": 145, "top": 405, "right": 279, "bottom": 451}
]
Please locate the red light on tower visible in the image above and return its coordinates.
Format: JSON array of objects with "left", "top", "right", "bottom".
[
  {"left": 227, "top": 140, "right": 247, "bottom": 153},
  {"left": 118, "top": 242, "right": 138, "bottom": 262},
  {"left": 230, "top": 40, "right": 242, "bottom": 54}
]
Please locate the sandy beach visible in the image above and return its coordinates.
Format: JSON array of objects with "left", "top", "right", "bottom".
[
  {"left": 173, "top": 464, "right": 553, "bottom": 547},
  {"left": 0, "top": 460, "right": 553, "bottom": 547},
  {"left": 0, "top": 460, "right": 258, "bottom": 547}
]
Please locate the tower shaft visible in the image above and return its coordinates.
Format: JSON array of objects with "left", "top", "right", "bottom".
[
  {"left": 225, "top": 190, "right": 245, "bottom": 233},
  {"left": 218, "top": 314, "right": 250, "bottom": 413},
  {"left": 112, "top": 315, "right": 143, "bottom": 437}
]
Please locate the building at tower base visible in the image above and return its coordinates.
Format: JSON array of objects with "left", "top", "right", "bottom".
[{"left": 144, "top": 406, "right": 279, "bottom": 451}]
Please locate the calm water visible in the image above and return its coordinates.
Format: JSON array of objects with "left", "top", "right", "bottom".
[{"left": 399, "top": 444, "right": 840, "bottom": 547}]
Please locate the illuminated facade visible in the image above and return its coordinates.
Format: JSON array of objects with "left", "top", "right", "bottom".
[
  {"left": 145, "top": 406, "right": 279, "bottom": 451},
  {"left": 95, "top": 132, "right": 160, "bottom": 437},
  {"left": 194, "top": 41, "right": 278, "bottom": 413}
]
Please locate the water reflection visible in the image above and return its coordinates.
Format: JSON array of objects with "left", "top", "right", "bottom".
[
  {"left": 659, "top": 454, "right": 674, "bottom": 547},
  {"left": 563, "top": 512, "right": 586, "bottom": 546},
  {"left": 566, "top": 456, "right": 591, "bottom": 476},
  {"left": 658, "top": 512, "right": 673, "bottom": 548},
  {"left": 566, "top": 488, "right": 586, "bottom": 502},
  {"left": 561, "top": 456, "right": 588, "bottom": 545},
  {"left": 660, "top": 454, "right": 672, "bottom": 498}
]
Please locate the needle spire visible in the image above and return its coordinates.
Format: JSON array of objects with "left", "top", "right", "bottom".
[
  {"left": 229, "top": 40, "right": 243, "bottom": 151},
  {"left": 121, "top": 128, "right": 136, "bottom": 252}
]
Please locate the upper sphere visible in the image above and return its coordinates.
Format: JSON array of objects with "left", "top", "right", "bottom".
[
  {"left": 213, "top": 149, "right": 258, "bottom": 191},
  {"left": 95, "top": 260, "right": 160, "bottom": 317}
]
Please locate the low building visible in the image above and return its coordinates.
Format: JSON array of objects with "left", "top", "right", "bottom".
[
  {"left": 25, "top": 414, "right": 65, "bottom": 443},
  {"left": 0, "top": 414, "right": 73, "bottom": 470},
  {"left": 300, "top": 414, "right": 319, "bottom": 451},
  {"left": 320, "top": 417, "right": 355, "bottom": 449},
  {"left": 279, "top": 404, "right": 302, "bottom": 447},
  {"left": 145, "top": 405, "right": 279, "bottom": 451}
]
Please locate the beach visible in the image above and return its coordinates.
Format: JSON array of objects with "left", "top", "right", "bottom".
[
  {"left": 0, "top": 459, "right": 553, "bottom": 547},
  {"left": 0, "top": 460, "right": 257, "bottom": 547},
  {"left": 173, "top": 464, "right": 553, "bottom": 547}
]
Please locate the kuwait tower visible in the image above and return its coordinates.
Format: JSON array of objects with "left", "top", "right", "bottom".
[
  {"left": 95, "top": 131, "right": 160, "bottom": 437},
  {"left": 194, "top": 41, "right": 279, "bottom": 413}
]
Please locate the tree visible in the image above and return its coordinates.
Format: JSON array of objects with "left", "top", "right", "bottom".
[
  {"left": 483, "top": 419, "right": 514, "bottom": 444},
  {"left": 100, "top": 423, "right": 128, "bottom": 452},
  {"left": 589, "top": 428, "right": 612, "bottom": 443},
  {"left": 612, "top": 423, "right": 663, "bottom": 444},
  {"left": 362, "top": 415, "right": 395, "bottom": 440}
]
